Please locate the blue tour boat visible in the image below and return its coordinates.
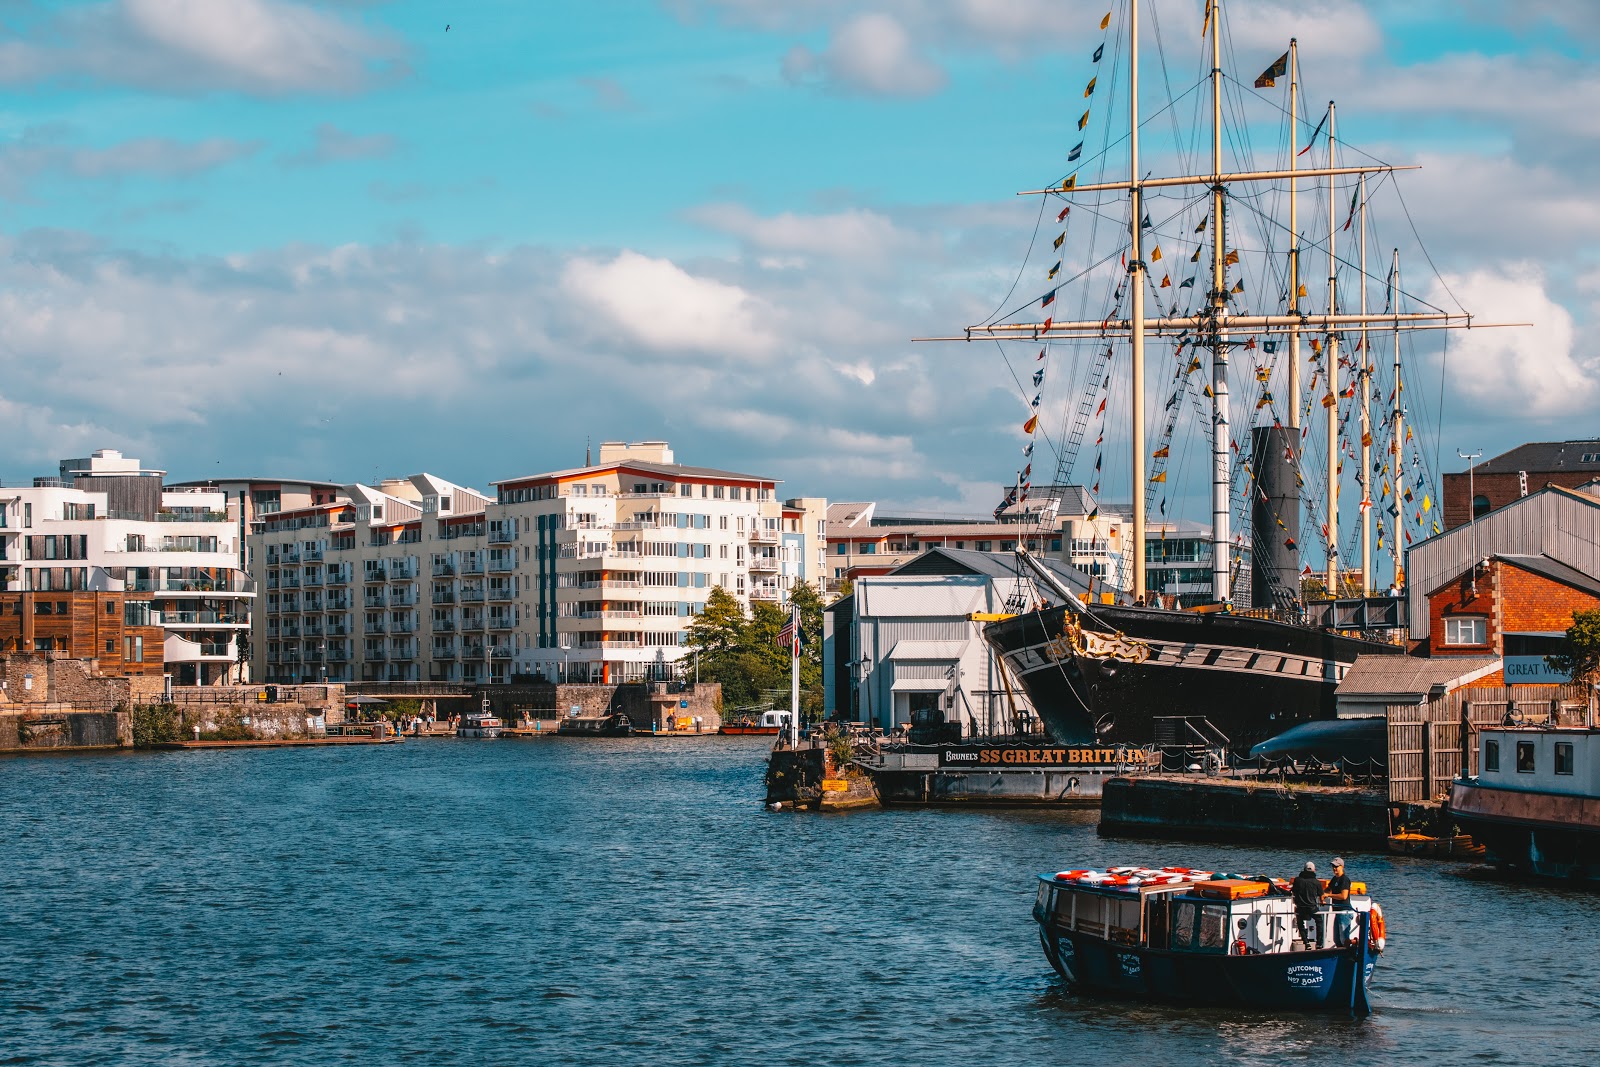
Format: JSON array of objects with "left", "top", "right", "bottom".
[{"left": 1033, "top": 866, "right": 1384, "bottom": 1015}]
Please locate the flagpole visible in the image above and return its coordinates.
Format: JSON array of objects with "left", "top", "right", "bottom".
[
  {"left": 1358, "top": 170, "right": 1372, "bottom": 596},
  {"left": 1324, "top": 101, "right": 1339, "bottom": 598},
  {"left": 1209, "top": 0, "right": 1232, "bottom": 604},
  {"left": 1130, "top": 0, "right": 1147, "bottom": 603},
  {"left": 1390, "top": 248, "right": 1404, "bottom": 591},
  {"left": 789, "top": 602, "right": 801, "bottom": 749}
]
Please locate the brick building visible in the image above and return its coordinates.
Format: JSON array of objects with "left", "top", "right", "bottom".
[
  {"left": 1423, "top": 553, "right": 1600, "bottom": 685},
  {"left": 1442, "top": 439, "right": 1600, "bottom": 531},
  {"left": 0, "top": 591, "right": 167, "bottom": 678}
]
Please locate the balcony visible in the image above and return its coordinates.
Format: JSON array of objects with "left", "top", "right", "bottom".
[
  {"left": 488, "top": 615, "right": 515, "bottom": 630},
  {"left": 488, "top": 528, "right": 515, "bottom": 544},
  {"left": 432, "top": 562, "right": 455, "bottom": 577},
  {"left": 489, "top": 556, "right": 515, "bottom": 572},
  {"left": 327, "top": 621, "right": 350, "bottom": 636},
  {"left": 460, "top": 615, "right": 486, "bottom": 631},
  {"left": 363, "top": 621, "right": 387, "bottom": 635},
  {"left": 390, "top": 589, "right": 418, "bottom": 607},
  {"left": 490, "top": 647, "right": 512, "bottom": 660},
  {"left": 326, "top": 595, "right": 352, "bottom": 612},
  {"left": 460, "top": 588, "right": 485, "bottom": 603},
  {"left": 302, "top": 546, "right": 324, "bottom": 562},
  {"left": 303, "top": 571, "right": 323, "bottom": 587},
  {"left": 328, "top": 649, "right": 351, "bottom": 663},
  {"left": 749, "top": 554, "right": 780, "bottom": 572},
  {"left": 750, "top": 588, "right": 780, "bottom": 601},
  {"left": 460, "top": 560, "right": 485, "bottom": 575},
  {"left": 389, "top": 561, "right": 418, "bottom": 580},
  {"left": 363, "top": 568, "right": 388, "bottom": 584},
  {"left": 432, "top": 590, "right": 456, "bottom": 605},
  {"left": 163, "top": 610, "right": 249, "bottom": 626},
  {"left": 326, "top": 569, "right": 352, "bottom": 586},
  {"left": 462, "top": 643, "right": 487, "bottom": 659},
  {"left": 433, "top": 645, "right": 458, "bottom": 660},
  {"left": 365, "top": 648, "right": 388, "bottom": 662},
  {"left": 434, "top": 619, "right": 456, "bottom": 632},
  {"left": 750, "top": 527, "right": 779, "bottom": 544},
  {"left": 488, "top": 586, "right": 514, "bottom": 602},
  {"left": 281, "top": 548, "right": 301, "bottom": 563},
  {"left": 363, "top": 593, "right": 388, "bottom": 609}
]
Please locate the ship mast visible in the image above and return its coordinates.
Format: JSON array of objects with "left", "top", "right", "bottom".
[
  {"left": 1358, "top": 171, "right": 1371, "bottom": 594},
  {"left": 1208, "top": 0, "right": 1231, "bottom": 603},
  {"left": 1287, "top": 39, "right": 1301, "bottom": 439},
  {"left": 1390, "top": 248, "right": 1404, "bottom": 590},
  {"left": 1323, "top": 102, "right": 1339, "bottom": 597},
  {"left": 1130, "top": 0, "right": 1148, "bottom": 602}
]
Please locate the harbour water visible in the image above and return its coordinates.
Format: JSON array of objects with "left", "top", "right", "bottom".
[{"left": 2, "top": 738, "right": 1597, "bottom": 1066}]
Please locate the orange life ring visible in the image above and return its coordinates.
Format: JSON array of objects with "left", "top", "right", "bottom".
[{"left": 1371, "top": 904, "right": 1387, "bottom": 951}]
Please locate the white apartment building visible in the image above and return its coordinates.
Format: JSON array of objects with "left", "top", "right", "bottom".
[
  {"left": 247, "top": 441, "right": 827, "bottom": 687},
  {"left": 249, "top": 474, "right": 495, "bottom": 685},
  {"left": 493, "top": 441, "right": 824, "bottom": 684},
  {"left": 0, "top": 449, "right": 254, "bottom": 685}
]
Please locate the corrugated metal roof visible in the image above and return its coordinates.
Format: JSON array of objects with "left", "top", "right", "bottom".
[
  {"left": 885, "top": 640, "right": 969, "bottom": 660},
  {"left": 1335, "top": 655, "right": 1500, "bottom": 698}
]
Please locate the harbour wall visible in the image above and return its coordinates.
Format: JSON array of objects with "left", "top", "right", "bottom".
[
  {"left": 486, "top": 681, "right": 723, "bottom": 731},
  {"left": 1099, "top": 776, "right": 1390, "bottom": 848}
]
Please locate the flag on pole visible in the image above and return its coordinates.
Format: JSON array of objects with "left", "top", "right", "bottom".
[
  {"left": 1254, "top": 50, "right": 1290, "bottom": 88},
  {"left": 776, "top": 617, "right": 798, "bottom": 657},
  {"left": 1057, "top": 205, "right": 1070, "bottom": 222},
  {"left": 1068, "top": 142, "right": 1083, "bottom": 162},
  {"left": 1084, "top": 76, "right": 1097, "bottom": 97},
  {"left": 1100, "top": 11, "right": 1111, "bottom": 30},
  {"left": 1054, "top": 232, "right": 1066, "bottom": 250},
  {"left": 1093, "top": 43, "right": 1104, "bottom": 63},
  {"left": 1049, "top": 260, "right": 1061, "bottom": 279}
]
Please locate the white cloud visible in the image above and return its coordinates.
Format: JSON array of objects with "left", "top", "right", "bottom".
[
  {"left": 283, "top": 124, "right": 397, "bottom": 167},
  {"left": 561, "top": 250, "right": 779, "bottom": 359},
  {"left": 0, "top": 126, "right": 260, "bottom": 197},
  {"left": 1428, "top": 264, "right": 1594, "bottom": 417},
  {"left": 0, "top": 0, "right": 403, "bottom": 95},
  {"left": 688, "top": 202, "right": 923, "bottom": 263},
  {"left": 783, "top": 13, "right": 945, "bottom": 97}
]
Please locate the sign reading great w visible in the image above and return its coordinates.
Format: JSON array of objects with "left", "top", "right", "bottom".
[{"left": 939, "top": 746, "right": 1148, "bottom": 768}]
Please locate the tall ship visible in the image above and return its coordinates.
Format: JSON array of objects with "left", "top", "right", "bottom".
[{"left": 927, "top": 0, "right": 1520, "bottom": 749}]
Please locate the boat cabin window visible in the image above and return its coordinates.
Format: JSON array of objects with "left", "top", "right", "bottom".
[
  {"left": 1198, "top": 905, "right": 1229, "bottom": 951},
  {"left": 1555, "top": 742, "right": 1574, "bottom": 776},
  {"left": 1171, "top": 901, "right": 1197, "bottom": 949},
  {"left": 1484, "top": 739, "right": 1499, "bottom": 772},
  {"left": 1517, "top": 741, "right": 1536, "bottom": 773}
]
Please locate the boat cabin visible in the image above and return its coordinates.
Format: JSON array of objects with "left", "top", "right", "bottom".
[
  {"left": 1474, "top": 726, "right": 1600, "bottom": 797},
  {"left": 1035, "top": 868, "right": 1371, "bottom": 954}
]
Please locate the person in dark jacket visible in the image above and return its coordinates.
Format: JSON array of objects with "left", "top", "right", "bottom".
[
  {"left": 1325, "top": 857, "right": 1354, "bottom": 945},
  {"left": 1291, "top": 861, "right": 1323, "bottom": 947}
]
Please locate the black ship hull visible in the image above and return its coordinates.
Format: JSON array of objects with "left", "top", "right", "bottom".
[{"left": 985, "top": 604, "right": 1402, "bottom": 749}]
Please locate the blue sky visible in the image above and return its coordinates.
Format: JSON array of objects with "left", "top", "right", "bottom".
[{"left": 0, "top": 0, "right": 1596, "bottom": 542}]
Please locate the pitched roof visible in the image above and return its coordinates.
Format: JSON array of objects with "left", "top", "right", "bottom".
[
  {"left": 1335, "top": 654, "right": 1501, "bottom": 699},
  {"left": 1495, "top": 554, "right": 1600, "bottom": 598},
  {"left": 890, "top": 546, "right": 1091, "bottom": 597},
  {"left": 827, "top": 501, "right": 876, "bottom": 527},
  {"left": 1470, "top": 440, "right": 1600, "bottom": 475}
]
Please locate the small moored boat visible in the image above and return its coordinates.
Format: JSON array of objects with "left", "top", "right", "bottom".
[
  {"left": 456, "top": 713, "right": 503, "bottom": 738},
  {"left": 719, "top": 710, "right": 792, "bottom": 736},
  {"left": 1033, "top": 865, "right": 1383, "bottom": 1014}
]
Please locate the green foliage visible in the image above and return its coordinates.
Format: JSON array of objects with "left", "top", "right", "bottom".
[
  {"left": 826, "top": 727, "right": 856, "bottom": 774},
  {"left": 682, "top": 583, "right": 827, "bottom": 720},
  {"left": 833, "top": 577, "right": 853, "bottom": 602},
  {"left": 383, "top": 698, "right": 423, "bottom": 721},
  {"left": 131, "top": 703, "right": 179, "bottom": 748},
  {"left": 1547, "top": 608, "right": 1600, "bottom": 682},
  {"left": 199, "top": 722, "right": 253, "bottom": 742}
]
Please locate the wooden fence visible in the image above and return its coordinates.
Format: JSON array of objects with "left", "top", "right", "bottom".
[{"left": 1386, "top": 684, "right": 1590, "bottom": 802}]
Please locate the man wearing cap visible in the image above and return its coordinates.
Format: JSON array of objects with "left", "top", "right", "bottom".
[
  {"left": 1326, "top": 857, "right": 1355, "bottom": 945},
  {"left": 1291, "top": 861, "right": 1323, "bottom": 948}
]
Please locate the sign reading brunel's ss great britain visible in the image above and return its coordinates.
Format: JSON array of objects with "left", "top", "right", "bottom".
[{"left": 938, "top": 746, "right": 1149, "bottom": 768}]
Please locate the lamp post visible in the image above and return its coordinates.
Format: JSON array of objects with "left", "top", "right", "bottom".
[
  {"left": 560, "top": 640, "right": 571, "bottom": 684},
  {"left": 1458, "top": 448, "right": 1483, "bottom": 596}
]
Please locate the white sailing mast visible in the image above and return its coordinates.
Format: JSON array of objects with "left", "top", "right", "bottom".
[
  {"left": 1207, "top": 0, "right": 1231, "bottom": 602},
  {"left": 922, "top": 0, "right": 1526, "bottom": 606},
  {"left": 1390, "top": 249, "right": 1404, "bottom": 589}
]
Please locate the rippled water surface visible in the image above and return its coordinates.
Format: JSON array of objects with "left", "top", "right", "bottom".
[{"left": 3, "top": 738, "right": 1597, "bottom": 1065}]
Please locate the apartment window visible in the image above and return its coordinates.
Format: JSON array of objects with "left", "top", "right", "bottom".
[
  {"left": 713, "top": 486, "right": 725, "bottom": 499},
  {"left": 679, "top": 484, "right": 691, "bottom": 497},
  {"left": 1484, "top": 739, "right": 1499, "bottom": 772},
  {"left": 860, "top": 544, "right": 876, "bottom": 555},
  {"left": 720, "top": 516, "right": 728, "bottom": 530},
  {"left": 1516, "top": 741, "right": 1535, "bottom": 773},
  {"left": 1555, "top": 742, "right": 1574, "bottom": 776},
  {"left": 1444, "top": 617, "right": 1487, "bottom": 646},
  {"left": 836, "top": 543, "right": 847, "bottom": 555}
]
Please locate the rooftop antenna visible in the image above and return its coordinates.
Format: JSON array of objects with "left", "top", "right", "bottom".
[
  {"left": 586, "top": 436, "right": 592, "bottom": 467},
  {"left": 1458, "top": 448, "right": 1483, "bottom": 596}
]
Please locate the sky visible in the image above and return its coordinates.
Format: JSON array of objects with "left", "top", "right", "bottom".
[{"left": 0, "top": 0, "right": 1595, "bottom": 529}]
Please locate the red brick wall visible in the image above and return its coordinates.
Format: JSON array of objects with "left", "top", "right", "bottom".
[
  {"left": 1426, "top": 559, "right": 1600, "bottom": 656},
  {"left": 1428, "top": 565, "right": 1499, "bottom": 656},
  {"left": 1500, "top": 563, "right": 1600, "bottom": 634},
  {"left": 1442, "top": 470, "right": 1596, "bottom": 530}
]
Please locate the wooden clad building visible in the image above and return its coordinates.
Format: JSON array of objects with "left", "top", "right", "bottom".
[{"left": 0, "top": 591, "right": 166, "bottom": 677}]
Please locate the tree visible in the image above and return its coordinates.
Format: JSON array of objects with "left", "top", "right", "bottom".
[
  {"left": 684, "top": 587, "right": 746, "bottom": 659},
  {"left": 832, "top": 577, "right": 854, "bottom": 602},
  {"left": 1547, "top": 608, "right": 1600, "bottom": 683}
]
